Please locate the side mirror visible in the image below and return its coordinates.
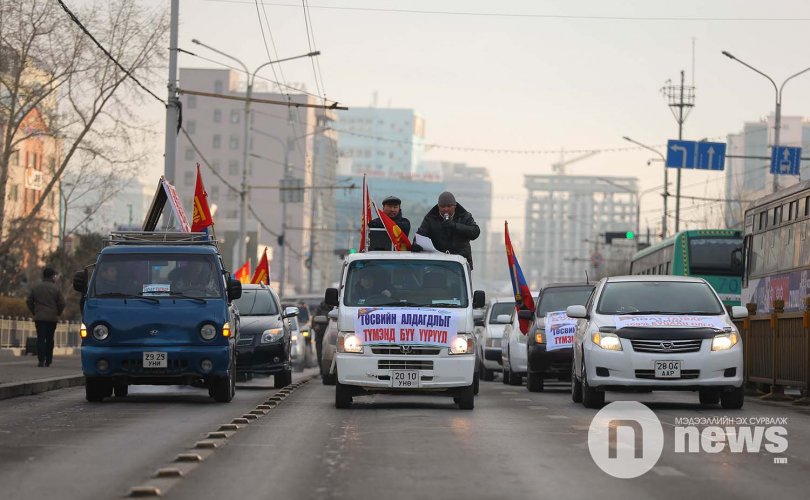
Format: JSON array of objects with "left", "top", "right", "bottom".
[
  {"left": 325, "top": 287, "right": 339, "bottom": 307},
  {"left": 730, "top": 305, "right": 749, "bottom": 319},
  {"left": 327, "top": 309, "right": 338, "bottom": 320},
  {"left": 473, "top": 290, "right": 486, "bottom": 309},
  {"left": 566, "top": 305, "right": 588, "bottom": 319},
  {"left": 72, "top": 270, "right": 87, "bottom": 294},
  {"left": 517, "top": 310, "right": 534, "bottom": 321},
  {"left": 313, "top": 315, "right": 328, "bottom": 325},
  {"left": 283, "top": 306, "right": 300, "bottom": 319},
  {"left": 497, "top": 314, "right": 513, "bottom": 324},
  {"left": 227, "top": 279, "right": 242, "bottom": 301}
]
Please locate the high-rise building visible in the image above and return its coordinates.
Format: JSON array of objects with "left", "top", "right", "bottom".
[
  {"left": 174, "top": 68, "right": 338, "bottom": 294},
  {"left": 337, "top": 107, "right": 427, "bottom": 179},
  {"left": 724, "top": 114, "right": 810, "bottom": 229},
  {"left": 524, "top": 175, "right": 638, "bottom": 286}
]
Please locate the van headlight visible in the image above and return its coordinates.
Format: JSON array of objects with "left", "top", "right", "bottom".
[
  {"left": 712, "top": 332, "right": 738, "bottom": 351},
  {"left": 591, "top": 331, "right": 622, "bottom": 351},
  {"left": 200, "top": 324, "right": 217, "bottom": 341},
  {"left": 337, "top": 332, "right": 363, "bottom": 353},
  {"left": 261, "top": 328, "right": 284, "bottom": 344},
  {"left": 450, "top": 334, "right": 474, "bottom": 355},
  {"left": 92, "top": 324, "right": 109, "bottom": 341}
]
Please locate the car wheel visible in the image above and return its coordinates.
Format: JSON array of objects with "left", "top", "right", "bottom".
[
  {"left": 335, "top": 381, "right": 352, "bottom": 409},
  {"left": 508, "top": 368, "right": 522, "bottom": 386},
  {"left": 571, "top": 370, "right": 583, "bottom": 403},
  {"left": 527, "top": 372, "right": 544, "bottom": 392},
  {"left": 113, "top": 382, "right": 128, "bottom": 398},
  {"left": 502, "top": 368, "right": 510, "bottom": 385},
  {"left": 236, "top": 372, "right": 250, "bottom": 383},
  {"left": 456, "top": 383, "right": 475, "bottom": 410},
  {"left": 275, "top": 369, "right": 292, "bottom": 388},
  {"left": 85, "top": 377, "right": 110, "bottom": 402},
  {"left": 322, "top": 371, "right": 337, "bottom": 385},
  {"left": 473, "top": 370, "right": 480, "bottom": 395},
  {"left": 581, "top": 369, "right": 604, "bottom": 409},
  {"left": 699, "top": 390, "right": 720, "bottom": 405},
  {"left": 720, "top": 386, "right": 744, "bottom": 409},
  {"left": 481, "top": 368, "right": 494, "bottom": 382}
]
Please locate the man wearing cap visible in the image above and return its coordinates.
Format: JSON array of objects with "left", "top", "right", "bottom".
[
  {"left": 414, "top": 191, "right": 480, "bottom": 269},
  {"left": 369, "top": 195, "right": 411, "bottom": 249}
]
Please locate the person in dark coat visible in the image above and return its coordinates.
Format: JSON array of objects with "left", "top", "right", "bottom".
[
  {"left": 26, "top": 267, "right": 66, "bottom": 367},
  {"left": 414, "top": 191, "right": 480, "bottom": 269},
  {"left": 368, "top": 195, "right": 411, "bottom": 251}
]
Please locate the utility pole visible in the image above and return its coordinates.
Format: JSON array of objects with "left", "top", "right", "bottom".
[
  {"left": 662, "top": 71, "right": 694, "bottom": 233},
  {"left": 163, "top": 0, "right": 180, "bottom": 183}
]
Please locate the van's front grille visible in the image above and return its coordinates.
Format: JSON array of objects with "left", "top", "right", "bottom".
[
  {"left": 371, "top": 346, "right": 441, "bottom": 356},
  {"left": 378, "top": 360, "right": 434, "bottom": 371},
  {"left": 630, "top": 339, "right": 703, "bottom": 353},
  {"left": 635, "top": 369, "right": 700, "bottom": 379}
]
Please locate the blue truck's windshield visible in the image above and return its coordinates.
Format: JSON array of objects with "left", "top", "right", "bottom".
[{"left": 90, "top": 254, "right": 224, "bottom": 299}]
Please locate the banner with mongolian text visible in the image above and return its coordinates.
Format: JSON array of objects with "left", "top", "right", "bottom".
[
  {"left": 354, "top": 308, "right": 459, "bottom": 346},
  {"left": 613, "top": 315, "right": 727, "bottom": 330},
  {"left": 545, "top": 311, "right": 577, "bottom": 351}
]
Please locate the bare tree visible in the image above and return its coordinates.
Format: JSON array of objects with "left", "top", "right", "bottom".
[{"left": 0, "top": 0, "right": 168, "bottom": 261}]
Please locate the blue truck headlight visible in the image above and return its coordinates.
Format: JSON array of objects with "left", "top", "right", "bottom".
[
  {"left": 200, "top": 324, "right": 217, "bottom": 341},
  {"left": 92, "top": 324, "right": 109, "bottom": 341}
]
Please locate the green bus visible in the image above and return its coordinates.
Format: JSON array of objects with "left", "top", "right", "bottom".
[{"left": 629, "top": 229, "right": 743, "bottom": 307}]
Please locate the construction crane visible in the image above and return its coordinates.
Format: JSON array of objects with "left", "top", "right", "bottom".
[{"left": 551, "top": 150, "right": 599, "bottom": 175}]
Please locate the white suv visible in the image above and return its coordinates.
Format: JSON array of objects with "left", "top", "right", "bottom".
[
  {"left": 477, "top": 298, "right": 515, "bottom": 381},
  {"left": 568, "top": 275, "right": 748, "bottom": 409}
]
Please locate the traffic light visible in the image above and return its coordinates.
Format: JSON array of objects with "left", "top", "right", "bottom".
[{"left": 605, "top": 231, "right": 636, "bottom": 244}]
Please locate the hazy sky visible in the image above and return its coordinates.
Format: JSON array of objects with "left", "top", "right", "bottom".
[{"left": 101, "top": 0, "right": 810, "bottom": 236}]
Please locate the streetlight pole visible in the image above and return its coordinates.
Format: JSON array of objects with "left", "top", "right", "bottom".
[
  {"left": 622, "top": 136, "right": 669, "bottom": 238},
  {"left": 721, "top": 51, "right": 810, "bottom": 193},
  {"left": 191, "top": 39, "right": 318, "bottom": 267}
]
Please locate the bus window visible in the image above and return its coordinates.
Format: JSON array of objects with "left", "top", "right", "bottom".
[{"left": 688, "top": 236, "right": 743, "bottom": 276}]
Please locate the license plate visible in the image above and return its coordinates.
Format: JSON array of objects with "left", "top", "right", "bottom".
[
  {"left": 143, "top": 352, "right": 167, "bottom": 368},
  {"left": 654, "top": 360, "right": 681, "bottom": 378},
  {"left": 391, "top": 370, "right": 420, "bottom": 388}
]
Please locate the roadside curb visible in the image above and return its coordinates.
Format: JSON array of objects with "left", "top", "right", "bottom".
[{"left": 0, "top": 375, "right": 85, "bottom": 401}]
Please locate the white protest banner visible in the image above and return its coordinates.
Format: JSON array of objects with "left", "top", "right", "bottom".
[
  {"left": 613, "top": 315, "right": 727, "bottom": 330},
  {"left": 545, "top": 310, "right": 577, "bottom": 351},
  {"left": 354, "top": 308, "right": 458, "bottom": 346},
  {"left": 161, "top": 178, "right": 191, "bottom": 232}
]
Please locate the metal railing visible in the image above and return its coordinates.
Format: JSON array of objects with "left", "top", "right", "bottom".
[{"left": 0, "top": 317, "right": 82, "bottom": 349}]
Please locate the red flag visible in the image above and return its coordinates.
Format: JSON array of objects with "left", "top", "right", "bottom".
[
  {"left": 251, "top": 248, "right": 270, "bottom": 285},
  {"left": 191, "top": 164, "right": 214, "bottom": 232},
  {"left": 234, "top": 260, "right": 251, "bottom": 284},
  {"left": 372, "top": 202, "right": 411, "bottom": 251},
  {"left": 359, "top": 174, "right": 373, "bottom": 252},
  {"left": 505, "top": 221, "right": 535, "bottom": 334}
]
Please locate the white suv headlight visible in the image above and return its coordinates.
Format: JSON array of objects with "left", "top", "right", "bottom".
[
  {"left": 591, "top": 331, "right": 622, "bottom": 351},
  {"left": 338, "top": 333, "right": 363, "bottom": 353},
  {"left": 450, "top": 334, "right": 474, "bottom": 355},
  {"left": 711, "top": 332, "right": 738, "bottom": 351},
  {"left": 261, "top": 328, "right": 284, "bottom": 344}
]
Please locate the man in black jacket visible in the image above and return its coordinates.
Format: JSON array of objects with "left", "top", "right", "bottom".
[
  {"left": 414, "top": 191, "right": 480, "bottom": 269},
  {"left": 368, "top": 195, "right": 411, "bottom": 250},
  {"left": 26, "top": 267, "right": 66, "bottom": 367}
]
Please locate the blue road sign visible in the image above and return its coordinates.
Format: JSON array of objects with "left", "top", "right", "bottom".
[
  {"left": 770, "top": 146, "right": 801, "bottom": 176},
  {"left": 666, "top": 140, "right": 726, "bottom": 170}
]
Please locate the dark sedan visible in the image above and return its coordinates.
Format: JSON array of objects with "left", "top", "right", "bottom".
[
  {"left": 233, "top": 284, "right": 299, "bottom": 388},
  {"left": 523, "top": 283, "right": 594, "bottom": 392}
]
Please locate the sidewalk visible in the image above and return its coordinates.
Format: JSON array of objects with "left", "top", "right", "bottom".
[{"left": 0, "top": 349, "right": 84, "bottom": 400}]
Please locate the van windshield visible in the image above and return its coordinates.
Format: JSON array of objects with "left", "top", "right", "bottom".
[
  {"left": 90, "top": 254, "right": 223, "bottom": 299},
  {"left": 344, "top": 259, "right": 468, "bottom": 307}
]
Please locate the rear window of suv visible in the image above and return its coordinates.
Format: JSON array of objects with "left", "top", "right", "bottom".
[
  {"left": 596, "top": 281, "right": 724, "bottom": 315},
  {"left": 488, "top": 302, "right": 515, "bottom": 323}
]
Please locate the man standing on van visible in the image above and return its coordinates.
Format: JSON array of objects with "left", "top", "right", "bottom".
[
  {"left": 414, "top": 191, "right": 480, "bottom": 269},
  {"left": 26, "top": 267, "right": 66, "bottom": 367},
  {"left": 369, "top": 195, "right": 411, "bottom": 250}
]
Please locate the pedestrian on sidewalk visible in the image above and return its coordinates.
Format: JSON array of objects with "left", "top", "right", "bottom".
[{"left": 26, "top": 267, "right": 66, "bottom": 367}]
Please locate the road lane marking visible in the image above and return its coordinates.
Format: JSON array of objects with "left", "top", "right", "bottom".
[{"left": 652, "top": 466, "right": 686, "bottom": 476}]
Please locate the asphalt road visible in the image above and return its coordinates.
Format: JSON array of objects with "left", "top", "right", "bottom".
[{"left": 1, "top": 376, "right": 808, "bottom": 499}]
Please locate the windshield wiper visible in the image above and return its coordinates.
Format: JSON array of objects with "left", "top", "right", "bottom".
[
  {"left": 163, "top": 292, "right": 207, "bottom": 304},
  {"left": 373, "top": 301, "right": 422, "bottom": 307},
  {"left": 94, "top": 292, "right": 159, "bottom": 304},
  {"left": 428, "top": 302, "right": 464, "bottom": 308}
]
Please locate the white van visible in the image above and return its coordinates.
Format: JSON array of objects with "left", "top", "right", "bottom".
[{"left": 324, "top": 252, "right": 486, "bottom": 409}]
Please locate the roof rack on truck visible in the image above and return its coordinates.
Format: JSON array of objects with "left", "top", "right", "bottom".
[{"left": 105, "top": 231, "right": 218, "bottom": 247}]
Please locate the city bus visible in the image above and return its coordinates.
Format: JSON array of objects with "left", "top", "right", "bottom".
[
  {"left": 742, "top": 179, "right": 810, "bottom": 313},
  {"left": 629, "top": 229, "right": 743, "bottom": 307}
]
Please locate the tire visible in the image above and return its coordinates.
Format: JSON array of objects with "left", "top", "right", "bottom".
[
  {"left": 581, "top": 370, "right": 605, "bottom": 409},
  {"left": 335, "top": 381, "right": 352, "bottom": 409},
  {"left": 527, "top": 372, "right": 544, "bottom": 392},
  {"left": 322, "top": 371, "right": 337, "bottom": 386},
  {"left": 473, "top": 371, "right": 480, "bottom": 395},
  {"left": 481, "top": 368, "right": 494, "bottom": 382},
  {"left": 456, "top": 383, "right": 475, "bottom": 410},
  {"left": 720, "top": 386, "right": 744, "bottom": 409},
  {"left": 571, "top": 369, "right": 583, "bottom": 403},
  {"left": 274, "top": 369, "right": 292, "bottom": 388},
  {"left": 508, "top": 368, "right": 522, "bottom": 386},
  {"left": 210, "top": 372, "right": 235, "bottom": 403},
  {"left": 502, "top": 368, "right": 511, "bottom": 385},
  {"left": 85, "top": 377, "right": 110, "bottom": 402},
  {"left": 113, "top": 382, "right": 128, "bottom": 398},
  {"left": 236, "top": 372, "right": 250, "bottom": 383},
  {"left": 699, "top": 390, "right": 720, "bottom": 405},
  {"left": 294, "top": 362, "right": 305, "bottom": 373}
]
